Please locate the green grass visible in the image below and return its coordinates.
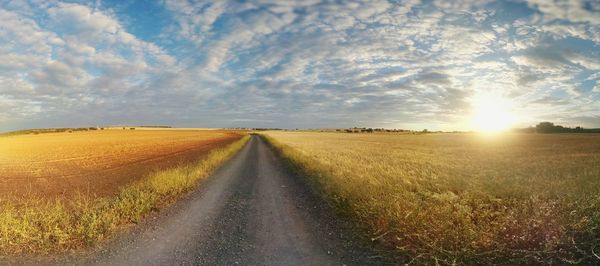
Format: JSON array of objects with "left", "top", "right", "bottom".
[
  {"left": 261, "top": 132, "right": 600, "bottom": 265},
  {"left": 0, "top": 135, "right": 250, "bottom": 254}
]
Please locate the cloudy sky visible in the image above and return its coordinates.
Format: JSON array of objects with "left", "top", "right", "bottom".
[{"left": 0, "top": 0, "right": 599, "bottom": 131}]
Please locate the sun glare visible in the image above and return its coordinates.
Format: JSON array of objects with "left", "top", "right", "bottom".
[{"left": 471, "top": 93, "right": 517, "bottom": 133}]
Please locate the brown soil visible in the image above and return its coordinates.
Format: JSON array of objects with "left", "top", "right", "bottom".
[{"left": 0, "top": 130, "right": 241, "bottom": 199}]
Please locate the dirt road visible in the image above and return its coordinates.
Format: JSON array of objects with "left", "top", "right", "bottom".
[{"left": 17, "top": 135, "right": 388, "bottom": 265}]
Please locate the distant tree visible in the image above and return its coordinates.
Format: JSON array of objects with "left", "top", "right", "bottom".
[
  {"left": 536, "top": 122, "right": 556, "bottom": 133},
  {"left": 533, "top": 122, "right": 600, "bottom": 133}
]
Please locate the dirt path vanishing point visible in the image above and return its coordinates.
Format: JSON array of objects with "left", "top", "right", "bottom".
[{"left": 9, "top": 135, "right": 393, "bottom": 266}]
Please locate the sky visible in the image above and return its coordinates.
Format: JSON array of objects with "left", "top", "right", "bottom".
[{"left": 0, "top": 0, "right": 599, "bottom": 131}]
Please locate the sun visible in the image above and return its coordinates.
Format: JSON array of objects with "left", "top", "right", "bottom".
[{"left": 471, "top": 93, "right": 517, "bottom": 133}]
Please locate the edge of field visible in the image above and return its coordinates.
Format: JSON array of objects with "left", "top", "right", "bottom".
[
  {"left": 0, "top": 134, "right": 250, "bottom": 255},
  {"left": 258, "top": 134, "right": 407, "bottom": 262},
  {"left": 258, "top": 133, "right": 600, "bottom": 265}
]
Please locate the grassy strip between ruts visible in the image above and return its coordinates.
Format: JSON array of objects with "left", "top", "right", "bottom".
[
  {"left": 260, "top": 133, "right": 600, "bottom": 265},
  {"left": 0, "top": 134, "right": 250, "bottom": 255}
]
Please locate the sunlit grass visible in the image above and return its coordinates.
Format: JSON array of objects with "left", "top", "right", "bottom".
[
  {"left": 262, "top": 131, "right": 600, "bottom": 264},
  {"left": 0, "top": 135, "right": 249, "bottom": 254}
]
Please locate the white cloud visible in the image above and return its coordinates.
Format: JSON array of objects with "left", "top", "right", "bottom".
[
  {"left": 0, "top": 2, "right": 180, "bottom": 128},
  {"left": 155, "top": 0, "right": 600, "bottom": 128},
  {"left": 0, "top": 0, "right": 599, "bottom": 131},
  {"left": 526, "top": 0, "right": 600, "bottom": 25}
]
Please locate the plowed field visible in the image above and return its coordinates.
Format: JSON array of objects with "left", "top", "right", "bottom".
[{"left": 0, "top": 130, "right": 241, "bottom": 199}]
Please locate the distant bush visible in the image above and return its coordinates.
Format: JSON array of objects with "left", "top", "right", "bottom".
[
  {"left": 138, "top": 125, "right": 172, "bottom": 128},
  {"left": 1, "top": 127, "right": 109, "bottom": 136},
  {"left": 520, "top": 122, "right": 600, "bottom": 133}
]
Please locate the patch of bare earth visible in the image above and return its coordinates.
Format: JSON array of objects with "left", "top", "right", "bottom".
[{"left": 0, "top": 130, "right": 242, "bottom": 200}]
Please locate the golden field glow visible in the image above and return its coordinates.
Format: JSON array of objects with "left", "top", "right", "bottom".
[
  {"left": 471, "top": 93, "right": 517, "bottom": 133},
  {"left": 263, "top": 131, "right": 600, "bottom": 264}
]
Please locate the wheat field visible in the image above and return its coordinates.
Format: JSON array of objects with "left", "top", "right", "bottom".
[
  {"left": 0, "top": 129, "right": 239, "bottom": 199},
  {"left": 263, "top": 131, "right": 600, "bottom": 264},
  {"left": 0, "top": 130, "right": 249, "bottom": 254}
]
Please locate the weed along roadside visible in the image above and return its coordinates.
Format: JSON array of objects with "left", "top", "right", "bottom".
[{"left": 0, "top": 134, "right": 250, "bottom": 255}]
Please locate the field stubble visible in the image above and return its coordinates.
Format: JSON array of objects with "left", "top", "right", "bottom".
[
  {"left": 263, "top": 131, "right": 600, "bottom": 264},
  {"left": 0, "top": 130, "right": 249, "bottom": 254},
  {"left": 0, "top": 130, "right": 239, "bottom": 199}
]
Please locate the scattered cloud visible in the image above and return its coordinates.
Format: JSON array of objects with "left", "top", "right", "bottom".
[{"left": 0, "top": 0, "right": 599, "bottom": 131}]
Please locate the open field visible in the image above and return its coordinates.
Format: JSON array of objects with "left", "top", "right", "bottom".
[
  {"left": 262, "top": 131, "right": 600, "bottom": 264},
  {"left": 0, "top": 130, "right": 241, "bottom": 199},
  {"left": 0, "top": 129, "right": 248, "bottom": 254}
]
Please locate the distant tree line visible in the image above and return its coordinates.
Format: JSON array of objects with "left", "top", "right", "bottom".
[
  {"left": 1, "top": 127, "right": 104, "bottom": 136},
  {"left": 335, "top": 127, "right": 424, "bottom": 133},
  {"left": 339, "top": 127, "right": 401, "bottom": 133},
  {"left": 250, "top": 128, "right": 283, "bottom": 131},
  {"left": 137, "top": 125, "right": 172, "bottom": 128},
  {"left": 515, "top": 122, "right": 600, "bottom": 133}
]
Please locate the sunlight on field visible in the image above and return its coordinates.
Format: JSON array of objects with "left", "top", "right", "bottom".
[
  {"left": 264, "top": 131, "right": 600, "bottom": 264},
  {"left": 0, "top": 129, "right": 240, "bottom": 199},
  {"left": 0, "top": 135, "right": 249, "bottom": 254}
]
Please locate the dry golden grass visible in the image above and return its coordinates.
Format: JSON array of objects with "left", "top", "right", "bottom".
[
  {"left": 0, "top": 129, "right": 239, "bottom": 198},
  {"left": 262, "top": 131, "right": 600, "bottom": 264},
  {"left": 0, "top": 133, "right": 249, "bottom": 254}
]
